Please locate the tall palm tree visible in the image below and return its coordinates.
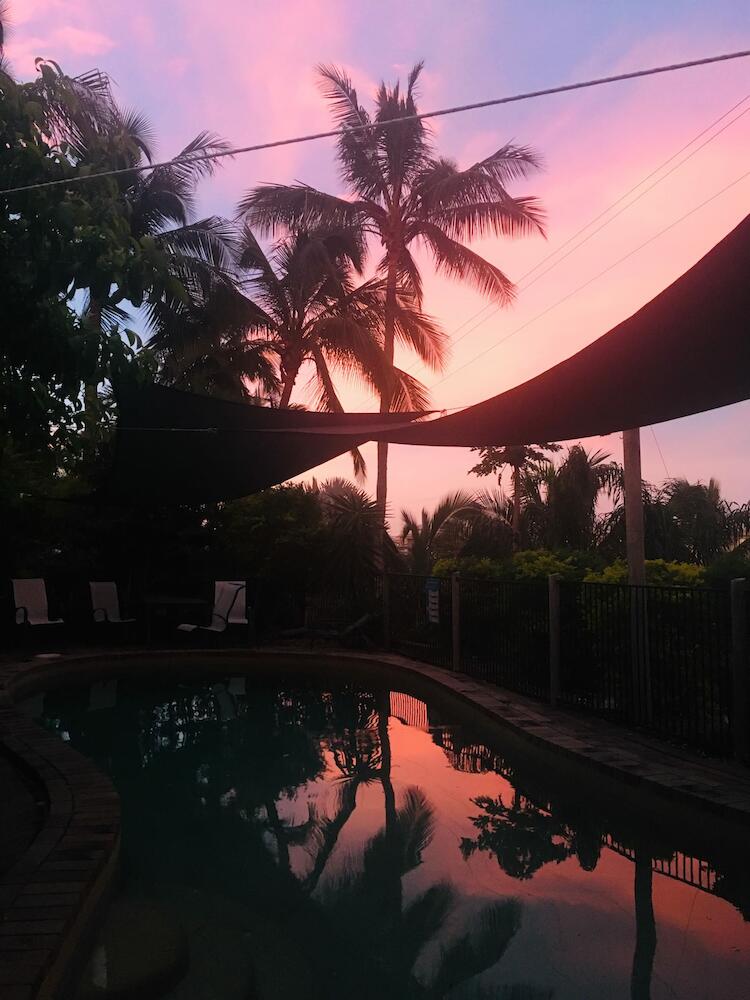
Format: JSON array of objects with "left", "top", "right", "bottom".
[
  {"left": 241, "top": 62, "right": 545, "bottom": 521},
  {"left": 470, "top": 443, "right": 560, "bottom": 549}
]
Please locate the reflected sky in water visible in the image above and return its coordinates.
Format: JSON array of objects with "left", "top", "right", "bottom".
[{"left": 36, "top": 671, "right": 750, "bottom": 1000}]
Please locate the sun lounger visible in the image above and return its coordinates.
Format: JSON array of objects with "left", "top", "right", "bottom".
[
  {"left": 90, "top": 581, "right": 136, "bottom": 624},
  {"left": 177, "top": 581, "right": 247, "bottom": 634},
  {"left": 12, "top": 579, "right": 63, "bottom": 626}
]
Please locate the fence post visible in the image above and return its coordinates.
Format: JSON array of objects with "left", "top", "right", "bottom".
[
  {"left": 382, "top": 574, "right": 391, "bottom": 651},
  {"left": 451, "top": 573, "right": 461, "bottom": 672},
  {"left": 548, "top": 574, "right": 561, "bottom": 706},
  {"left": 731, "top": 578, "right": 748, "bottom": 763}
]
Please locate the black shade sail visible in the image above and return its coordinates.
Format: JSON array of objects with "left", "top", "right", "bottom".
[
  {"left": 108, "top": 213, "right": 750, "bottom": 505},
  {"left": 107, "top": 384, "right": 426, "bottom": 505},
  {"left": 378, "top": 212, "right": 750, "bottom": 447}
]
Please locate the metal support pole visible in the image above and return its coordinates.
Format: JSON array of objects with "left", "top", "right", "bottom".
[
  {"left": 548, "top": 574, "right": 561, "bottom": 705},
  {"left": 451, "top": 573, "right": 461, "bottom": 672},
  {"left": 731, "top": 578, "right": 748, "bottom": 762},
  {"left": 382, "top": 574, "right": 391, "bottom": 651}
]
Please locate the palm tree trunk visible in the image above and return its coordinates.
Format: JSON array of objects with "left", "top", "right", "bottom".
[
  {"left": 278, "top": 360, "right": 301, "bottom": 408},
  {"left": 631, "top": 850, "right": 656, "bottom": 1000},
  {"left": 376, "top": 261, "right": 398, "bottom": 529},
  {"left": 512, "top": 463, "right": 522, "bottom": 551}
]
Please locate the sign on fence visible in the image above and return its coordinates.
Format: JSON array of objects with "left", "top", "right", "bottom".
[{"left": 425, "top": 577, "right": 440, "bottom": 624}]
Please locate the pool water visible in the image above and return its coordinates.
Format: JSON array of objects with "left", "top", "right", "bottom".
[{"left": 35, "top": 669, "right": 749, "bottom": 1000}]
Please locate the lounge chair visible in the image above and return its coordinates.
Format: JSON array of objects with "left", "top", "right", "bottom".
[
  {"left": 12, "top": 579, "right": 64, "bottom": 627},
  {"left": 177, "top": 581, "right": 247, "bottom": 636},
  {"left": 90, "top": 581, "right": 136, "bottom": 625}
]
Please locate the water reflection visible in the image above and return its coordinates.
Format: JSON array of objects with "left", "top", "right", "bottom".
[
  {"left": 38, "top": 677, "right": 749, "bottom": 1000},
  {"left": 433, "top": 722, "right": 748, "bottom": 1000}
]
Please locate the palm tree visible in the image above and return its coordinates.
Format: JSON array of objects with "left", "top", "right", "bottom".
[
  {"left": 232, "top": 226, "right": 439, "bottom": 421},
  {"left": 400, "top": 490, "right": 480, "bottom": 573},
  {"left": 241, "top": 62, "right": 545, "bottom": 521},
  {"left": 661, "top": 477, "right": 750, "bottom": 563},
  {"left": 470, "top": 443, "right": 560, "bottom": 549},
  {"left": 524, "top": 445, "right": 621, "bottom": 550},
  {"left": 26, "top": 60, "right": 240, "bottom": 427},
  {"left": 597, "top": 477, "right": 750, "bottom": 564}
]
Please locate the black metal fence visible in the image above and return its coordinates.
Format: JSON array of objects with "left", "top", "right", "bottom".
[
  {"left": 384, "top": 572, "right": 747, "bottom": 760},
  {"left": 559, "top": 582, "right": 732, "bottom": 755},
  {"left": 387, "top": 573, "right": 453, "bottom": 670},
  {"left": 459, "top": 578, "right": 549, "bottom": 698}
]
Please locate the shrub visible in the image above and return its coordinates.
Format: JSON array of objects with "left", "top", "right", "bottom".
[
  {"left": 432, "top": 556, "right": 505, "bottom": 579},
  {"left": 510, "top": 549, "right": 579, "bottom": 581},
  {"left": 703, "top": 550, "right": 750, "bottom": 588},
  {"left": 584, "top": 558, "right": 704, "bottom": 587}
]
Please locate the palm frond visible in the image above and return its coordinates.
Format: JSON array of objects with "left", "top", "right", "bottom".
[
  {"left": 389, "top": 367, "right": 431, "bottom": 413},
  {"left": 431, "top": 898, "right": 522, "bottom": 996},
  {"left": 239, "top": 183, "right": 364, "bottom": 235},
  {"left": 417, "top": 220, "right": 516, "bottom": 303},
  {"left": 392, "top": 292, "right": 447, "bottom": 372}
]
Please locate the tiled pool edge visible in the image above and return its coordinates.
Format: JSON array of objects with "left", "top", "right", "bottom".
[
  {"left": 0, "top": 661, "right": 121, "bottom": 1000},
  {"left": 1, "top": 645, "right": 748, "bottom": 998},
  {"left": 336, "top": 650, "right": 750, "bottom": 826}
]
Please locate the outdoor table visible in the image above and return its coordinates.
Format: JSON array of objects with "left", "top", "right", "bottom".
[{"left": 143, "top": 594, "right": 210, "bottom": 644}]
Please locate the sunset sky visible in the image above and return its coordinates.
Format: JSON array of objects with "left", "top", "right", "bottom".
[{"left": 6, "top": 0, "right": 750, "bottom": 520}]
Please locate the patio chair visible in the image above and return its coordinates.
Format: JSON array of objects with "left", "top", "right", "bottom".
[
  {"left": 90, "top": 581, "right": 136, "bottom": 625},
  {"left": 177, "top": 581, "right": 247, "bottom": 636},
  {"left": 12, "top": 579, "right": 64, "bottom": 627}
]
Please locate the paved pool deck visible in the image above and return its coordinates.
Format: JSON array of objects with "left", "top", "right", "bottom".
[{"left": 0, "top": 645, "right": 748, "bottom": 997}]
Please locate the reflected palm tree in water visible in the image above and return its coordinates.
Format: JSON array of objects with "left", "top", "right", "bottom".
[
  {"left": 238, "top": 691, "right": 551, "bottom": 998},
  {"left": 448, "top": 740, "right": 661, "bottom": 1000},
  {"left": 312, "top": 786, "right": 550, "bottom": 999}
]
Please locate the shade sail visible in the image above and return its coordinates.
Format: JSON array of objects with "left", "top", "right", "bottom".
[
  {"left": 108, "top": 213, "right": 750, "bottom": 505},
  {"left": 378, "top": 212, "right": 750, "bottom": 447},
  {"left": 106, "top": 384, "right": 425, "bottom": 505}
]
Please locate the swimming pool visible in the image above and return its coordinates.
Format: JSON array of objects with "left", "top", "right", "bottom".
[{"left": 34, "top": 663, "right": 750, "bottom": 1000}]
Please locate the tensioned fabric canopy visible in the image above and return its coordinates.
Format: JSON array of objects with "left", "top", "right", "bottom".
[
  {"left": 109, "top": 212, "right": 750, "bottom": 505},
  {"left": 376, "top": 211, "right": 750, "bottom": 447},
  {"left": 107, "top": 383, "right": 426, "bottom": 505}
]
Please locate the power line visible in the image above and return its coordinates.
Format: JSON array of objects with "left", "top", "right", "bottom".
[
  {"left": 650, "top": 427, "right": 672, "bottom": 479},
  {"left": 2, "top": 48, "right": 750, "bottom": 197},
  {"left": 399, "top": 92, "right": 750, "bottom": 385},
  {"left": 349, "top": 91, "right": 750, "bottom": 408},
  {"left": 426, "top": 165, "right": 750, "bottom": 391}
]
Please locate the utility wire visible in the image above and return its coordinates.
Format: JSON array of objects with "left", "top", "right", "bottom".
[
  {"left": 650, "top": 426, "right": 672, "bottom": 479},
  {"left": 425, "top": 165, "right": 750, "bottom": 391},
  {"left": 397, "top": 92, "right": 750, "bottom": 385},
  {"left": 2, "top": 48, "right": 750, "bottom": 197},
  {"left": 347, "top": 91, "right": 750, "bottom": 408}
]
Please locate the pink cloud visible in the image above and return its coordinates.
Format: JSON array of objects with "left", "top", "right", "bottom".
[{"left": 54, "top": 25, "right": 114, "bottom": 56}]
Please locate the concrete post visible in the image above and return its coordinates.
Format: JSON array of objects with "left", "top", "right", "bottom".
[
  {"left": 451, "top": 573, "right": 461, "bottom": 673},
  {"left": 548, "top": 574, "right": 561, "bottom": 705},
  {"left": 623, "top": 428, "right": 646, "bottom": 585},
  {"left": 731, "top": 578, "right": 748, "bottom": 762}
]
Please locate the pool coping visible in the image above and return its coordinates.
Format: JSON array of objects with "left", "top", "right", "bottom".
[{"left": 1, "top": 645, "right": 749, "bottom": 997}]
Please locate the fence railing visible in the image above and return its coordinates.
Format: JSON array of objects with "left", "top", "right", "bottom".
[{"left": 384, "top": 572, "right": 749, "bottom": 761}]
